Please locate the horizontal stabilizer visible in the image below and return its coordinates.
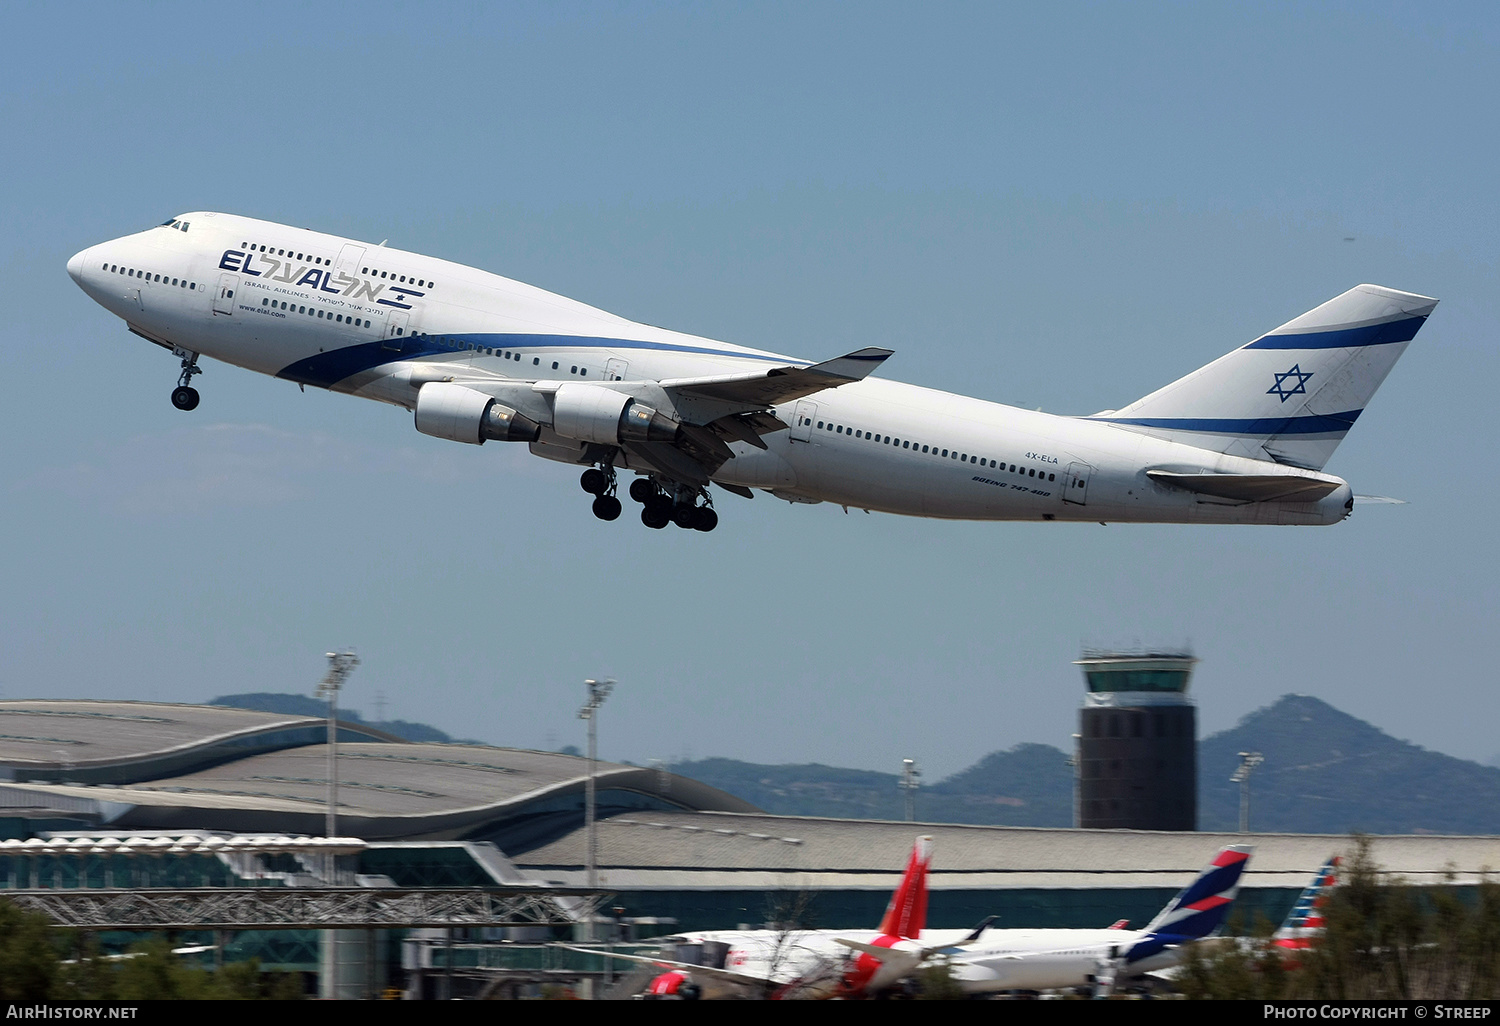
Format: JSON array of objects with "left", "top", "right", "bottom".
[
  {"left": 663, "top": 347, "right": 892, "bottom": 408},
  {"left": 1353, "top": 494, "right": 1406, "bottom": 505},
  {"left": 555, "top": 945, "right": 769, "bottom": 987},
  {"left": 835, "top": 937, "right": 900, "bottom": 962},
  {"left": 1146, "top": 471, "right": 1341, "bottom": 502}
]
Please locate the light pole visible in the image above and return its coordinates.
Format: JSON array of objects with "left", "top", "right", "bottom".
[
  {"left": 315, "top": 650, "right": 359, "bottom": 840},
  {"left": 314, "top": 649, "right": 358, "bottom": 1002},
  {"left": 899, "top": 759, "right": 921, "bottom": 822},
  {"left": 1231, "top": 751, "right": 1263, "bottom": 833},
  {"left": 1069, "top": 733, "right": 1082, "bottom": 828},
  {"left": 578, "top": 678, "right": 616, "bottom": 892}
]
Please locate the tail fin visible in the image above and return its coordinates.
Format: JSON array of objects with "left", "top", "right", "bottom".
[
  {"left": 876, "top": 836, "right": 933, "bottom": 939},
  {"left": 1141, "top": 844, "right": 1254, "bottom": 941},
  {"left": 1273, "top": 855, "right": 1340, "bottom": 950},
  {"left": 1095, "top": 285, "right": 1438, "bottom": 470}
]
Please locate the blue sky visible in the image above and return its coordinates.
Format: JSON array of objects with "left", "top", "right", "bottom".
[{"left": 4, "top": 2, "right": 1497, "bottom": 777}]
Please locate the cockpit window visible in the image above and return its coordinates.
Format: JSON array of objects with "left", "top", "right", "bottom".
[{"left": 158, "top": 218, "right": 190, "bottom": 232}]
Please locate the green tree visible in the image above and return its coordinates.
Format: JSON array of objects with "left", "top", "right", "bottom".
[
  {"left": 1182, "top": 837, "right": 1500, "bottom": 1000},
  {"left": 0, "top": 899, "right": 61, "bottom": 1000}
]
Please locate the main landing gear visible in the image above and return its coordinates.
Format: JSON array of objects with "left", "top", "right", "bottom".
[
  {"left": 630, "top": 477, "right": 718, "bottom": 532},
  {"left": 171, "top": 350, "right": 202, "bottom": 411},
  {"left": 579, "top": 465, "right": 622, "bottom": 521},
  {"left": 581, "top": 464, "right": 719, "bottom": 532}
]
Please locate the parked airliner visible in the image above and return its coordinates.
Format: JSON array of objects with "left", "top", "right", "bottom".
[
  {"left": 595, "top": 837, "right": 1252, "bottom": 998},
  {"left": 928, "top": 844, "right": 1254, "bottom": 995},
  {"left": 575, "top": 835, "right": 940, "bottom": 999},
  {"left": 68, "top": 213, "right": 1437, "bottom": 532}
]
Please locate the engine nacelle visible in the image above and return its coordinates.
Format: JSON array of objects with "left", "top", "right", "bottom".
[
  {"left": 414, "top": 382, "right": 540, "bottom": 445},
  {"left": 551, "top": 383, "right": 679, "bottom": 445}
]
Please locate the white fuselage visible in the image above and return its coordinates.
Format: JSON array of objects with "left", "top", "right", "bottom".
[
  {"left": 667, "top": 925, "right": 1178, "bottom": 995},
  {"left": 68, "top": 212, "right": 1352, "bottom": 526},
  {"left": 927, "top": 927, "right": 1173, "bottom": 993}
]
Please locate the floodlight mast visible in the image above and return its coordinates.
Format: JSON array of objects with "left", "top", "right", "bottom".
[
  {"left": 900, "top": 758, "right": 921, "bottom": 822},
  {"left": 578, "top": 678, "right": 616, "bottom": 892},
  {"left": 315, "top": 650, "right": 359, "bottom": 840},
  {"left": 1231, "top": 750, "right": 1264, "bottom": 833}
]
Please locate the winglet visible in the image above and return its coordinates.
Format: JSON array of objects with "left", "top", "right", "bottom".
[
  {"left": 961, "top": 915, "right": 998, "bottom": 943},
  {"left": 799, "top": 347, "right": 893, "bottom": 383},
  {"left": 877, "top": 835, "right": 933, "bottom": 939}
]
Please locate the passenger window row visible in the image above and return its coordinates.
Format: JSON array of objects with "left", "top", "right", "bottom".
[
  {"left": 239, "top": 242, "right": 439, "bottom": 291},
  {"left": 105, "top": 263, "right": 198, "bottom": 290},
  {"left": 261, "top": 297, "right": 370, "bottom": 327},
  {"left": 241, "top": 242, "right": 332, "bottom": 267},
  {"left": 362, "top": 266, "right": 434, "bottom": 289},
  {"left": 801, "top": 416, "right": 1058, "bottom": 482},
  {"left": 415, "top": 336, "right": 590, "bottom": 377}
]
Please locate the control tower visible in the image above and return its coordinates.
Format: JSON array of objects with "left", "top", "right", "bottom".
[{"left": 1074, "top": 652, "right": 1197, "bottom": 831}]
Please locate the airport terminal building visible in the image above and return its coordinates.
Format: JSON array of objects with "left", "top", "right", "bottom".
[{"left": 4, "top": 699, "right": 1498, "bottom": 972}]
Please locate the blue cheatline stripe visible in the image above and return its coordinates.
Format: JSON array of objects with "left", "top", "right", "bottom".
[
  {"left": 1245, "top": 315, "right": 1426, "bottom": 350},
  {"left": 1097, "top": 409, "right": 1361, "bottom": 436},
  {"left": 276, "top": 332, "right": 798, "bottom": 388}
]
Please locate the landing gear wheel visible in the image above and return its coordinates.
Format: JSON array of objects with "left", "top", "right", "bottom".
[
  {"left": 694, "top": 507, "right": 719, "bottom": 532},
  {"left": 171, "top": 386, "right": 200, "bottom": 411},
  {"left": 580, "top": 468, "right": 608, "bottom": 495},
  {"left": 592, "top": 495, "right": 622, "bottom": 521},
  {"left": 641, "top": 505, "right": 670, "bottom": 529},
  {"left": 628, "top": 478, "right": 655, "bottom": 504},
  {"left": 672, "top": 505, "right": 700, "bottom": 529}
]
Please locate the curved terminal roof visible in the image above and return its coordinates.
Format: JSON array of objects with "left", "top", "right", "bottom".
[
  {"left": 0, "top": 700, "right": 397, "bottom": 784},
  {"left": 2, "top": 739, "right": 759, "bottom": 842}
]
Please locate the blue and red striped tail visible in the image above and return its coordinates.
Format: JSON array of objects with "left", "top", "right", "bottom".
[{"left": 1141, "top": 844, "right": 1254, "bottom": 943}]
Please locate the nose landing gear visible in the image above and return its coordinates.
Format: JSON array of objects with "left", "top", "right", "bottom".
[{"left": 171, "top": 350, "right": 202, "bottom": 411}]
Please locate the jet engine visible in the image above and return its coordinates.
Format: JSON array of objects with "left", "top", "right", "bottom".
[
  {"left": 414, "top": 382, "right": 540, "bottom": 445},
  {"left": 550, "top": 383, "right": 680, "bottom": 445}
]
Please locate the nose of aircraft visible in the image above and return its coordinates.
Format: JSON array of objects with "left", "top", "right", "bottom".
[{"left": 67, "top": 248, "right": 88, "bottom": 284}]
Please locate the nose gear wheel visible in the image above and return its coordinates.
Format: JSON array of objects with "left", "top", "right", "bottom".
[{"left": 171, "top": 350, "right": 202, "bottom": 411}]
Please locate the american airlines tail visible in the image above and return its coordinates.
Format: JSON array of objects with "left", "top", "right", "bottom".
[
  {"left": 1273, "top": 855, "right": 1340, "bottom": 951},
  {"left": 1096, "top": 285, "right": 1438, "bottom": 470}
]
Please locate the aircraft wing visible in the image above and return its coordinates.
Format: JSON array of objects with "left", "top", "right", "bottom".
[
  {"left": 628, "top": 347, "right": 891, "bottom": 480},
  {"left": 415, "top": 346, "right": 892, "bottom": 485},
  {"left": 834, "top": 937, "right": 974, "bottom": 964},
  {"left": 660, "top": 347, "right": 893, "bottom": 408},
  {"left": 1145, "top": 470, "right": 1341, "bottom": 503}
]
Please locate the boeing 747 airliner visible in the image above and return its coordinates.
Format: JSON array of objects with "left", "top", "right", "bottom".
[{"left": 68, "top": 213, "right": 1437, "bottom": 532}]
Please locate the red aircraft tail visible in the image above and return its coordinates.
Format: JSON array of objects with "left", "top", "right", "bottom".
[{"left": 876, "top": 835, "right": 933, "bottom": 939}]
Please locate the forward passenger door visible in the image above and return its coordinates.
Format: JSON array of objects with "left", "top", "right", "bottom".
[{"left": 213, "top": 274, "right": 237, "bottom": 316}]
